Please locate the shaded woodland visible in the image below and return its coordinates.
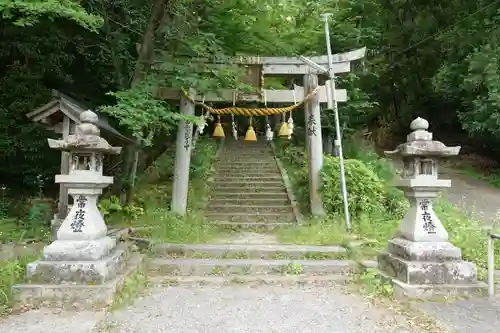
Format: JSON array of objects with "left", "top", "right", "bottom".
[{"left": 1, "top": 0, "right": 500, "bottom": 197}]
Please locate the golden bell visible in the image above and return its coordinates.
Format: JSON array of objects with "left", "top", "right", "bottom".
[
  {"left": 212, "top": 122, "right": 225, "bottom": 138},
  {"left": 278, "top": 121, "right": 289, "bottom": 137},
  {"left": 244, "top": 125, "right": 257, "bottom": 141}
]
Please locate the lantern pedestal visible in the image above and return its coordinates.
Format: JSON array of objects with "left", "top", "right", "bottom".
[
  {"left": 13, "top": 110, "right": 144, "bottom": 310},
  {"left": 378, "top": 117, "right": 486, "bottom": 299}
]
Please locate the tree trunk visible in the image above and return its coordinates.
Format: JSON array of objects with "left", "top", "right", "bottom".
[{"left": 126, "top": 0, "right": 166, "bottom": 203}]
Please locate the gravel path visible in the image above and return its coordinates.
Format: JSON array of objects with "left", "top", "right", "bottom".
[
  {"left": 418, "top": 298, "right": 500, "bottom": 333},
  {"left": 1, "top": 285, "right": 439, "bottom": 333},
  {"left": 440, "top": 167, "right": 500, "bottom": 227},
  {"left": 0, "top": 309, "right": 105, "bottom": 333},
  {"left": 91, "top": 285, "right": 422, "bottom": 333}
]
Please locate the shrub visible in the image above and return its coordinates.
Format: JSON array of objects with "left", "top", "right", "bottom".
[
  {"left": 190, "top": 140, "right": 218, "bottom": 180},
  {"left": 321, "top": 156, "right": 386, "bottom": 218}
]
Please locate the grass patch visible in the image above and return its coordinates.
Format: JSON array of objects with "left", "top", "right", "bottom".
[
  {"left": 0, "top": 200, "right": 52, "bottom": 243},
  {"left": 101, "top": 138, "right": 222, "bottom": 244},
  {"left": 111, "top": 269, "right": 149, "bottom": 310},
  {"left": 461, "top": 165, "right": 500, "bottom": 188},
  {"left": 0, "top": 253, "right": 39, "bottom": 315},
  {"left": 133, "top": 210, "right": 221, "bottom": 244},
  {"left": 277, "top": 217, "right": 356, "bottom": 246}
]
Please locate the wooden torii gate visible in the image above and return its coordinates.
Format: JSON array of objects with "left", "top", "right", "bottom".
[{"left": 159, "top": 48, "right": 366, "bottom": 216}]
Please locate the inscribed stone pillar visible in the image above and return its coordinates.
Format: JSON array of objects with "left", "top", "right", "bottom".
[
  {"left": 303, "top": 74, "right": 325, "bottom": 216},
  {"left": 171, "top": 90, "right": 195, "bottom": 215}
]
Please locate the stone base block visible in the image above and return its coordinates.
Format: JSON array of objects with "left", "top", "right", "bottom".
[
  {"left": 390, "top": 277, "right": 487, "bottom": 300},
  {"left": 387, "top": 237, "right": 462, "bottom": 262},
  {"left": 12, "top": 253, "right": 144, "bottom": 310},
  {"left": 27, "top": 243, "right": 129, "bottom": 284},
  {"left": 378, "top": 252, "right": 477, "bottom": 285},
  {"left": 42, "top": 237, "right": 117, "bottom": 261},
  {"left": 377, "top": 237, "right": 486, "bottom": 299}
]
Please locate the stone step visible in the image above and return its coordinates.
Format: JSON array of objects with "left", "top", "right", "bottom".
[
  {"left": 214, "top": 181, "right": 283, "bottom": 187},
  {"left": 220, "top": 152, "right": 274, "bottom": 156},
  {"left": 212, "top": 187, "right": 286, "bottom": 194},
  {"left": 214, "top": 176, "right": 282, "bottom": 182},
  {"left": 221, "top": 146, "right": 270, "bottom": 150},
  {"left": 219, "top": 161, "right": 277, "bottom": 167},
  {"left": 210, "top": 192, "right": 289, "bottom": 200},
  {"left": 220, "top": 161, "right": 275, "bottom": 165},
  {"left": 219, "top": 159, "right": 276, "bottom": 165},
  {"left": 217, "top": 166, "right": 279, "bottom": 172},
  {"left": 148, "top": 258, "right": 357, "bottom": 276},
  {"left": 217, "top": 167, "right": 278, "bottom": 172},
  {"left": 221, "top": 154, "right": 274, "bottom": 158},
  {"left": 216, "top": 171, "right": 280, "bottom": 177},
  {"left": 208, "top": 198, "right": 290, "bottom": 206},
  {"left": 211, "top": 221, "right": 293, "bottom": 231},
  {"left": 152, "top": 243, "right": 348, "bottom": 260},
  {"left": 151, "top": 275, "right": 351, "bottom": 286},
  {"left": 222, "top": 142, "right": 269, "bottom": 146},
  {"left": 206, "top": 212, "right": 296, "bottom": 223},
  {"left": 219, "top": 156, "right": 276, "bottom": 163},
  {"left": 220, "top": 152, "right": 273, "bottom": 155},
  {"left": 207, "top": 204, "right": 293, "bottom": 214}
]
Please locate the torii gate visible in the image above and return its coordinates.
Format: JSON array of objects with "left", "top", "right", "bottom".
[{"left": 158, "top": 47, "right": 366, "bottom": 216}]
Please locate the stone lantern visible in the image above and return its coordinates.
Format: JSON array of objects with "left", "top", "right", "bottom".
[
  {"left": 379, "top": 117, "right": 486, "bottom": 298},
  {"left": 49, "top": 110, "right": 120, "bottom": 241},
  {"left": 14, "top": 111, "right": 140, "bottom": 309}
]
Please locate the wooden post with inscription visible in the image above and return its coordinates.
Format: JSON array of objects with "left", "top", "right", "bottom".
[
  {"left": 171, "top": 89, "right": 195, "bottom": 215},
  {"left": 304, "top": 74, "right": 326, "bottom": 216}
]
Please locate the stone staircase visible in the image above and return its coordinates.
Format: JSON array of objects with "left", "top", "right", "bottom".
[
  {"left": 145, "top": 140, "right": 362, "bottom": 285},
  {"left": 147, "top": 240, "right": 358, "bottom": 285},
  {"left": 205, "top": 140, "right": 296, "bottom": 229}
]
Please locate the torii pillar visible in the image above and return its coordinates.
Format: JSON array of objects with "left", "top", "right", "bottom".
[
  {"left": 171, "top": 90, "right": 195, "bottom": 215},
  {"left": 304, "top": 74, "right": 326, "bottom": 216}
]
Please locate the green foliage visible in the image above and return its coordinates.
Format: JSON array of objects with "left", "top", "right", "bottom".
[
  {"left": 462, "top": 166, "right": 500, "bottom": 188},
  {"left": 133, "top": 209, "right": 219, "bottom": 244},
  {"left": 0, "top": 0, "right": 103, "bottom": 30},
  {"left": 277, "top": 217, "right": 355, "bottom": 246},
  {"left": 342, "top": 137, "right": 408, "bottom": 218},
  {"left": 22, "top": 200, "right": 51, "bottom": 235},
  {"left": 98, "top": 195, "right": 144, "bottom": 223},
  {"left": 436, "top": 200, "right": 500, "bottom": 280},
  {"left": 115, "top": 138, "right": 220, "bottom": 243},
  {"left": 0, "top": 200, "right": 51, "bottom": 242},
  {"left": 190, "top": 140, "right": 218, "bottom": 180},
  {"left": 357, "top": 268, "right": 393, "bottom": 297},
  {"left": 321, "top": 157, "right": 385, "bottom": 217},
  {"left": 111, "top": 269, "right": 148, "bottom": 310},
  {"left": 276, "top": 139, "right": 407, "bottom": 219},
  {"left": 0, "top": 253, "right": 38, "bottom": 314},
  {"left": 101, "top": 76, "right": 185, "bottom": 145}
]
